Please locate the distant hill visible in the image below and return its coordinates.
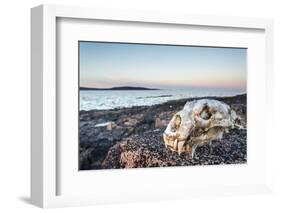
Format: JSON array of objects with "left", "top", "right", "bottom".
[{"left": 80, "top": 86, "right": 159, "bottom": 90}]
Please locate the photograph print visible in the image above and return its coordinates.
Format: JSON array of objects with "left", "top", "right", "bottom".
[{"left": 79, "top": 41, "right": 247, "bottom": 170}]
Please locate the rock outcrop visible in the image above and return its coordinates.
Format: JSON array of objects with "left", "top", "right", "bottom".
[
  {"left": 102, "top": 128, "right": 246, "bottom": 169},
  {"left": 79, "top": 94, "right": 247, "bottom": 170}
]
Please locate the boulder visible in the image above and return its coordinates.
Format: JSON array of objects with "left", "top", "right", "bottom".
[
  {"left": 155, "top": 118, "right": 169, "bottom": 128},
  {"left": 123, "top": 118, "right": 138, "bottom": 127}
]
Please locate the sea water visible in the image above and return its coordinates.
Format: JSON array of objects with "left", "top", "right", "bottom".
[{"left": 80, "top": 88, "right": 245, "bottom": 111}]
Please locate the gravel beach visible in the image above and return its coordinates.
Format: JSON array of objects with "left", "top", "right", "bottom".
[{"left": 79, "top": 94, "right": 247, "bottom": 170}]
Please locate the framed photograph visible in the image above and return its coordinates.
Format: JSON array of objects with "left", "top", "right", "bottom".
[
  {"left": 31, "top": 4, "right": 274, "bottom": 208},
  {"left": 78, "top": 41, "right": 248, "bottom": 170}
]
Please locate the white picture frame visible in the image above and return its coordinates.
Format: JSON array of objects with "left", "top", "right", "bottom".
[{"left": 31, "top": 4, "right": 274, "bottom": 208}]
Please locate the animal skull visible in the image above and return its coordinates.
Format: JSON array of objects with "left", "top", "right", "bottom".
[{"left": 163, "top": 99, "right": 241, "bottom": 158}]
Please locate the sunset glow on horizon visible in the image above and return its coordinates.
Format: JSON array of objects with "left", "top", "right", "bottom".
[{"left": 79, "top": 42, "right": 247, "bottom": 91}]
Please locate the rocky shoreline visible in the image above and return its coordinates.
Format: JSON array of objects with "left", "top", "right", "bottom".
[{"left": 79, "top": 94, "right": 247, "bottom": 170}]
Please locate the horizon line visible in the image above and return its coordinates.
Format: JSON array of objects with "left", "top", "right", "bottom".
[{"left": 79, "top": 85, "right": 246, "bottom": 90}]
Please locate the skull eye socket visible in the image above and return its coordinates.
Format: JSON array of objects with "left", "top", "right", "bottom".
[
  {"left": 200, "top": 111, "right": 211, "bottom": 120},
  {"left": 200, "top": 104, "right": 212, "bottom": 120}
]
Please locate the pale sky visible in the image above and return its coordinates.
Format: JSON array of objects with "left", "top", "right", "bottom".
[{"left": 79, "top": 41, "right": 247, "bottom": 90}]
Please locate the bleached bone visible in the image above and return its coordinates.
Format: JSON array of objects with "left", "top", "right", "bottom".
[{"left": 163, "top": 99, "right": 241, "bottom": 158}]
